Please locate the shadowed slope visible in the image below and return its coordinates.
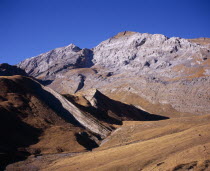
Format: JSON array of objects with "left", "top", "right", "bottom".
[
  {"left": 0, "top": 76, "right": 102, "bottom": 169},
  {"left": 0, "top": 107, "right": 41, "bottom": 170},
  {"left": 64, "top": 89, "right": 169, "bottom": 127}
]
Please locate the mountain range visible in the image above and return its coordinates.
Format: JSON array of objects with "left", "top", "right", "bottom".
[
  {"left": 1, "top": 31, "right": 210, "bottom": 171},
  {"left": 18, "top": 31, "right": 210, "bottom": 116}
]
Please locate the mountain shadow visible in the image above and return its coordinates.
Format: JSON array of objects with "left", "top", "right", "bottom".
[
  {"left": 75, "top": 132, "right": 99, "bottom": 150},
  {"left": 0, "top": 107, "right": 42, "bottom": 171},
  {"left": 63, "top": 89, "right": 169, "bottom": 126}
]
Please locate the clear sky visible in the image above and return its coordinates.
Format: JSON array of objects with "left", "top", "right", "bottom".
[{"left": 0, "top": 0, "right": 210, "bottom": 65}]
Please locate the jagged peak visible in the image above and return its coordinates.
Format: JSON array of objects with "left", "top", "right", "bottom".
[
  {"left": 54, "top": 43, "right": 81, "bottom": 52},
  {"left": 67, "top": 43, "right": 77, "bottom": 47},
  {"left": 18, "top": 43, "right": 82, "bottom": 65},
  {"left": 66, "top": 43, "right": 80, "bottom": 49}
]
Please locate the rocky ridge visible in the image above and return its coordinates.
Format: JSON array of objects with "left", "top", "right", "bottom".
[
  {"left": 18, "top": 44, "right": 93, "bottom": 80},
  {"left": 17, "top": 31, "right": 210, "bottom": 116}
]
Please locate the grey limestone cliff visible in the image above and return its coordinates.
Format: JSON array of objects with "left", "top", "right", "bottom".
[{"left": 17, "top": 31, "right": 210, "bottom": 116}]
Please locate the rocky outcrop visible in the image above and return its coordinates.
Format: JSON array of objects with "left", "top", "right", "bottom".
[
  {"left": 17, "top": 31, "right": 210, "bottom": 116},
  {"left": 42, "top": 86, "right": 110, "bottom": 137}
]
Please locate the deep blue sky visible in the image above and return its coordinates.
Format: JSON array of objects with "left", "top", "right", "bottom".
[{"left": 0, "top": 0, "right": 210, "bottom": 65}]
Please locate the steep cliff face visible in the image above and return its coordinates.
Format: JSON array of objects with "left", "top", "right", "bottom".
[{"left": 17, "top": 31, "right": 210, "bottom": 116}]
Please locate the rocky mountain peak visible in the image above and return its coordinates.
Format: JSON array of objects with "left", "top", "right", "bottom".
[
  {"left": 92, "top": 31, "right": 205, "bottom": 73},
  {"left": 62, "top": 43, "right": 81, "bottom": 52},
  {"left": 17, "top": 44, "right": 93, "bottom": 79},
  {"left": 16, "top": 32, "right": 210, "bottom": 115},
  {"left": 18, "top": 31, "right": 207, "bottom": 79}
]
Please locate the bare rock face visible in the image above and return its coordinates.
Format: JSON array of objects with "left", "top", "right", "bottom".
[
  {"left": 17, "top": 31, "right": 210, "bottom": 116},
  {"left": 93, "top": 32, "right": 209, "bottom": 75},
  {"left": 17, "top": 44, "right": 93, "bottom": 80}
]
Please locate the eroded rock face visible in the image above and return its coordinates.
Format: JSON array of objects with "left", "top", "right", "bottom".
[
  {"left": 17, "top": 31, "right": 210, "bottom": 115},
  {"left": 93, "top": 32, "right": 210, "bottom": 75},
  {"left": 17, "top": 44, "right": 93, "bottom": 80}
]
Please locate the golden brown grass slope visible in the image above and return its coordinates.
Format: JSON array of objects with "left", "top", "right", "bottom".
[
  {"left": 9, "top": 114, "right": 210, "bottom": 171},
  {"left": 0, "top": 75, "right": 99, "bottom": 170},
  {"left": 1, "top": 75, "right": 169, "bottom": 170},
  {"left": 188, "top": 38, "right": 210, "bottom": 46}
]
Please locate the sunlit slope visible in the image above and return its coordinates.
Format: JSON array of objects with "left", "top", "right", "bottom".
[{"left": 39, "top": 115, "right": 210, "bottom": 171}]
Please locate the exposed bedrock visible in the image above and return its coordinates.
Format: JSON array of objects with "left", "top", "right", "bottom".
[{"left": 17, "top": 31, "right": 210, "bottom": 115}]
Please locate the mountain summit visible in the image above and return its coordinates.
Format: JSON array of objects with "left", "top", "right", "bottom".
[{"left": 17, "top": 31, "right": 210, "bottom": 116}]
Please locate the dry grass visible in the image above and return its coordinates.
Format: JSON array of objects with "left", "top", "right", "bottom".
[
  {"left": 104, "top": 89, "right": 192, "bottom": 118},
  {"left": 40, "top": 115, "right": 210, "bottom": 171},
  {"left": 4, "top": 76, "right": 210, "bottom": 171},
  {"left": 188, "top": 38, "right": 210, "bottom": 45},
  {"left": 168, "top": 64, "right": 206, "bottom": 81},
  {"left": 0, "top": 75, "right": 88, "bottom": 166},
  {"left": 30, "top": 126, "right": 85, "bottom": 154}
]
